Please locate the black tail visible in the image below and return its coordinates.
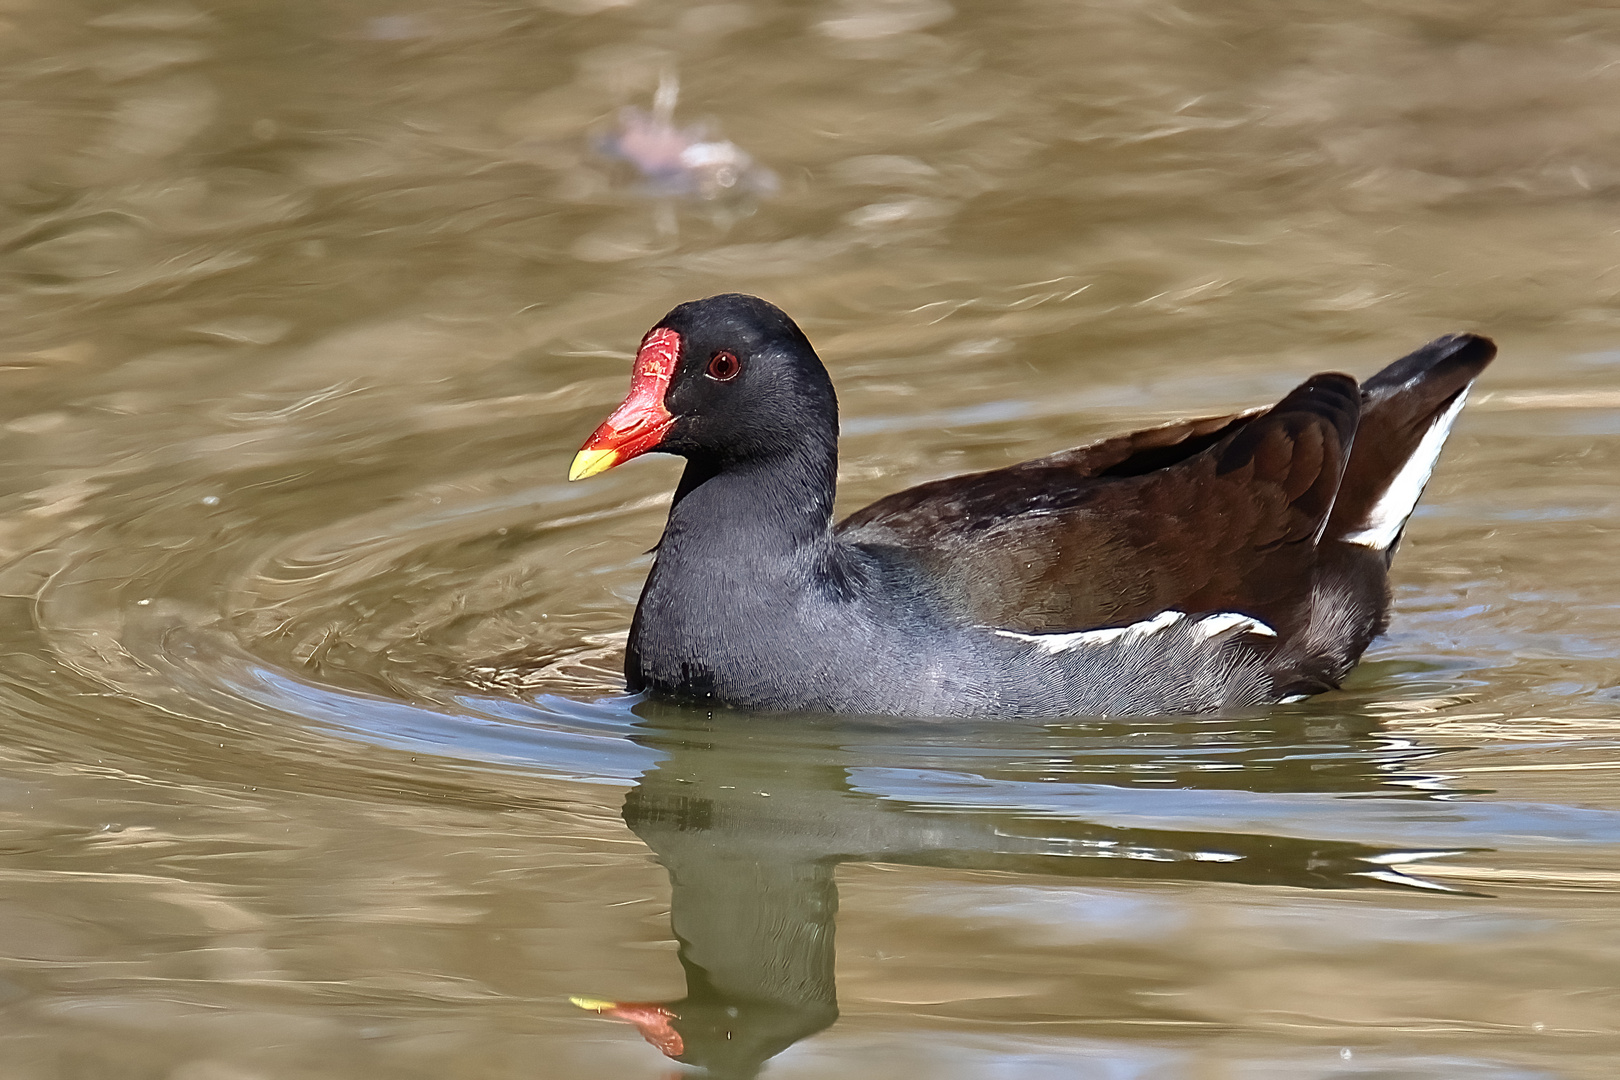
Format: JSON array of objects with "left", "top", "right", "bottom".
[{"left": 1324, "top": 333, "right": 1496, "bottom": 556}]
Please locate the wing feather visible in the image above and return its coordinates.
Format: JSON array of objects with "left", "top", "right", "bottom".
[{"left": 837, "top": 374, "right": 1360, "bottom": 633}]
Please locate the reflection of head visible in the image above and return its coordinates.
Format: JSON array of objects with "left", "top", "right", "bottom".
[
  {"left": 570, "top": 998, "right": 682, "bottom": 1057},
  {"left": 604, "top": 771, "right": 844, "bottom": 1077},
  {"left": 572, "top": 987, "right": 837, "bottom": 1080}
]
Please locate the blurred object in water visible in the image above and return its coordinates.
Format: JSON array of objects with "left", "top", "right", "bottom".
[{"left": 594, "top": 73, "right": 777, "bottom": 201}]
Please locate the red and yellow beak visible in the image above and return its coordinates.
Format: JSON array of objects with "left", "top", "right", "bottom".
[
  {"left": 569, "top": 996, "right": 684, "bottom": 1058},
  {"left": 569, "top": 327, "right": 682, "bottom": 481}
]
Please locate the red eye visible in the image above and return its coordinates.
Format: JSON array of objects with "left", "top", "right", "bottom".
[{"left": 705, "top": 350, "right": 741, "bottom": 381}]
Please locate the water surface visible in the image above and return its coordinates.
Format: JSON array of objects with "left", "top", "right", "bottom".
[{"left": 0, "top": 1, "right": 1618, "bottom": 1077}]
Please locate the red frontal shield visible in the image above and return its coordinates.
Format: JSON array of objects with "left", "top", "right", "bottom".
[{"left": 569, "top": 327, "right": 682, "bottom": 480}]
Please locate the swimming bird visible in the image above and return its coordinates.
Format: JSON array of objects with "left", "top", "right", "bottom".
[{"left": 570, "top": 293, "right": 1494, "bottom": 718}]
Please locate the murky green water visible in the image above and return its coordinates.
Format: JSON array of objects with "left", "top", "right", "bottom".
[{"left": 0, "top": 1, "right": 1618, "bottom": 1076}]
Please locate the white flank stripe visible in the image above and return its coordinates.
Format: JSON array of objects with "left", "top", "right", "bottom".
[
  {"left": 1343, "top": 388, "right": 1470, "bottom": 550},
  {"left": 994, "top": 610, "right": 1275, "bottom": 655},
  {"left": 1194, "top": 612, "right": 1277, "bottom": 639}
]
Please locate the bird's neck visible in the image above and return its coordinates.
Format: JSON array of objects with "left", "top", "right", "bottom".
[{"left": 661, "top": 439, "right": 839, "bottom": 560}]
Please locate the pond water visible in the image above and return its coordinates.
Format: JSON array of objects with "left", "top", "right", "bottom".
[{"left": 0, "top": 0, "right": 1618, "bottom": 1077}]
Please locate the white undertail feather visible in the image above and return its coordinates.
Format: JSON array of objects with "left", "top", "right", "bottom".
[
  {"left": 995, "top": 610, "right": 1276, "bottom": 655},
  {"left": 1342, "top": 388, "right": 1471, "bottom": 551},
  {"left": 1353, "top": 869, "right": 1469, "bottom": 893}
]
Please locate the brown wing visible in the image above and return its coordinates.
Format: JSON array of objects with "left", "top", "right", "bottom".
[{"left": 837, "top": 374, "right": 1361, "bottom": 633}]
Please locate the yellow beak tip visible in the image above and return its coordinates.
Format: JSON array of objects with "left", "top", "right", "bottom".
[
  {"left": 568, "top": 448, "right": 618, "bottom": 482},
  {"left": 569, "top": 996, "right": 616, "bottom": 1012}
]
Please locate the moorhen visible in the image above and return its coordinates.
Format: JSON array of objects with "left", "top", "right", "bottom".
[{"left": 570, "top": 293, "right": 1494, "bottom": 718}]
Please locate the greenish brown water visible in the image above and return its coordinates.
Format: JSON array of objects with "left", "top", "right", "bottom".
[{"left": 0, "top": 1, "right": 1618, "bottom": 1077}]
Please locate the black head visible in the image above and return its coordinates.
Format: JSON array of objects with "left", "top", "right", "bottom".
[{"left": 570, "top": 293, "right": 837, "bottom": 479}]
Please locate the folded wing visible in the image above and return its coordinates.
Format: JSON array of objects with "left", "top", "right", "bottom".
[{"left": 838, "top": 372, "right": 1362, "bottom": 635}]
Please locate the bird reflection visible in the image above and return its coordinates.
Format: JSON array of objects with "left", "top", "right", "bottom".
[{"left": 572, "top": 704, "right": 1470, "bottom": 1078}]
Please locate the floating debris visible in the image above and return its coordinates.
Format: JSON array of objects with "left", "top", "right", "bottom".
[{"left": 594, "top": 74, "right": 777, "bottom": 201}]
